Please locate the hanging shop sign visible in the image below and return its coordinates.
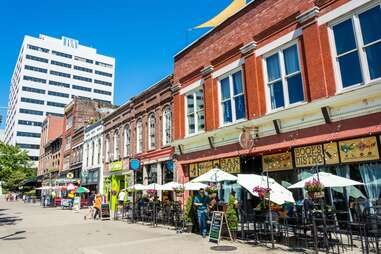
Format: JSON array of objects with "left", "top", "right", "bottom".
[
  {"left": 130, "top": 159, "right": 141, "bottom": 171},
  {"left": 110, "top": 161, "right": 123, "bottom": 172},
  {"left": 294, "top": 144, "right": 324, "bottom": 168},
  {"left": 262, "top": 151, "right": 293, "bottom": 172},
  {"left": 339, "top": 136, "right": 379, "bottom": 163},
  {"left": 189, "top": 157, "right": 240, "bottom": 178},
  {"left": 323, "top": 142, "right": 340, "bottom": 165}
]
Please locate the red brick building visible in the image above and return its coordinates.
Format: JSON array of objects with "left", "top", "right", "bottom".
[
  {"left": 172, "top": 0, "right": 381, "bottom": 202},
  {"left": 61, "top": 97, "right": 114, "bottom": 179},
  {"left": 38, "top": 116, "right": 64, "bottom": 180},
  {"left": 102, "top": 75, "right": 174, "bottom": 204}
]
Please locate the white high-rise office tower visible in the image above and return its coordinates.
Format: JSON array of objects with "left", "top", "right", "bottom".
[{"left": 4, "top": 34, "right": 115, "bottom": 164}]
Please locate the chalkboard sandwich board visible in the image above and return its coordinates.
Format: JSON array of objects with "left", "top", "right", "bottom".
[
  {"left": 209, "top": 211, "right": 224, "bottom": 244},
  {"left": 100, "top": 203, "right": 110, "bottom": 220}
]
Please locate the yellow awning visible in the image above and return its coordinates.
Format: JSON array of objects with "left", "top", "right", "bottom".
[{"left": 195, "top": 0, "right": 246, "bottom": 29}]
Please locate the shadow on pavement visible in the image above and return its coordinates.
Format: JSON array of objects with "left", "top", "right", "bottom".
[
  {"left": 0, "top": 230, "right": 26, "bottom": 240},
  {"left": 210, "top": 245, "right": 238, "bottom": 251},
  {"left": 0, "top": 209, "right": 23, "bottom": 226}
]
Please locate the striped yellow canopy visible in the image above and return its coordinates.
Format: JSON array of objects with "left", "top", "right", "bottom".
[{"left": 196, "top": 0, "right": 246, "bottom": 29}]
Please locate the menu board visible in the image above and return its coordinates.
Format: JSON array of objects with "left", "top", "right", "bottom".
[
  {"left": 73, "top": 197, "right": 81, "bottom": 211},
  {"left": 294, "top": 144, "right": 324, "bottom": 168},
  {"left": 61, "top": 199, "right": 72, "bottom": 209},
  {"left": 339, "top": 136, "right": 379, "bottom": 163},
  {"left": 209, "top": 211, "right": 224, "bottom": 244},
  {"left": 100, "top": 204, "right": 111, "bottom": 220},
  {"left": 262, "top": 152, "right": 293, "bottom": 172}
]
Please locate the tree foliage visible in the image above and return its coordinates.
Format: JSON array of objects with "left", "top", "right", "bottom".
[{"left": 0, "top": 142, "right": 35, "bottom": 191}]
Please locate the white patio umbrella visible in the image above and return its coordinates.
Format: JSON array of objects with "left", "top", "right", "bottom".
[
  {"left": 124, "top": 184, "right": 146, "bottom": 191},
  {"left": 288, "top": 172, "right": 363, "bottom": 189},
  {"left": 145, "top": 183, "right": 163, "bottom": 190},
  {"left": 238, "top": 174, "right": 295, "bottom": 205},
  {"left": 36, "top": 186, "right": 52, "bottom": 190},
  {"left": 184, "top": 182, "right": 208, "bottom": 191},
  {"left": 159, "top": 182, "right": 183, "bottom": 191},
  {"left": 191, "top": 168, "right": 237, "bottom": 183}
]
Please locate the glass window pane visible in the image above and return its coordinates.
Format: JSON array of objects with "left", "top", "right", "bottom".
[
  {"left": 365, "top": 42, "right": 381, "bottom": 80},
  {"left": 188, "top": 113, "right": 195, "bottom": 134},
  {"left": 220, "top": 78, "right": 231, "bottom": 100},
  {"left": 359, "top": 6, "right": 381, "bottom": 45},
  {"left": 195, "top": 89, "right": 204, "bottom": 111},
  {"left": 186, "top": 94, "right": 194, "bottom": 113},
  {"left": 287, "top": 74, "right": 304, "bottom": 104},
  {"left": 266, "top": 54, "right": 281, "bottom": 82},
  {"left": 283, "top": 45, "right": 300, "bottom": 75},
  {"left": 234, "top": 95, "right": 246, "bottom": 120},
  {"left": 232, "top": 71, "right": 243, "bottom": 95},
  {"left": 333, "top": 19, "right": 357, "bottom": 55},
  {"left": 269, "top": 81, "right": 284, "bottom": 109},
  {"left": 197, "top": 111, "right": 205, "bottom": 131},
  {"left": 222, "top": 100, "right": 232, "bottom": 123},
  {"left": 338, "top": 51, "right": 363, "bottom": 87}
]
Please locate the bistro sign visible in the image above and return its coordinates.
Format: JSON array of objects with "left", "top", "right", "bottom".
[
  {"left": 294, "top": 144, "right": 324, "bottom": 168},
  {"left": 189, "top": 157, "right": 240, "bottom": 178}
]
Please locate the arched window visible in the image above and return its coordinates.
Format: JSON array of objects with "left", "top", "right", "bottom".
[
  {"left": 136, "top": 119, "right": 143, "bottom": 153},
  {"left": 148, "top": 113, "right": 156, "bottom": 150},
  {"left": 105, "top": 135, "right": 110, "bottom": 162},
  {"left": 91, "top": 140, "right": 95, "bottom": 166},
  {"left": 124, "top": 124, "right": 131, "bottom": 157},
  {"left": 85, "top": 143, "right": 90, "bottom": 167},
  {"left": 97, "top": 138, "right": 102, "bottom": 164},
  {"left": 162, "top": 106, "right": 172, "bottom": 146},
  {"left": 114, "top": 129, "right": 120, "bottom": 160}
]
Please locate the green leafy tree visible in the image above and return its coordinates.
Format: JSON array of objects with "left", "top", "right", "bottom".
[
  {"left": 0, "top": 142, "right": 35, "bottom": 191},
  {"left": 184, "top": 195, "right": 194, "bottom": 223}
]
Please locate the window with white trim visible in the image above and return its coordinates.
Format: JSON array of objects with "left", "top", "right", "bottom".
[
  {"left": 185, "top": 88, "right": 205, "bottom": 135},
  {"left": 148, "top": 113, "right": 156, "bottom": 150},
  {"left": 91, "top": 141, "right": 95, "bottom": 166},
  {"left": 162, "top": 106, "right": 172, "bottom": 146},
  {"left": 219, "top": 70, "right": 246, "bottom": 124},
  {"left": 105, "top": 135, "right": 110, "bottom": 162},
  {"left": 124, "top": 125, "right": 131, "bottom": 157},
  {"left": 331, "top": 4, "right": 381, "bottom": 89},
  {"left": 136, "top": 120, "right": 143, "bottom": 153},
  {"left": 264, "top": 43, "right": 304, "bottom": 111},
  {"left": 114, "top": 130, "right": 120, "bottom": 160},
  {"left": 97, "top": 138, "right": 101, "bottom": 164}
]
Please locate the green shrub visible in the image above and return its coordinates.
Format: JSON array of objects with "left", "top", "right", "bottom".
[
  {"left": 183, "top": 195, "right": 194, "bottom": 223},
  {"left": 226, "top": 195, "right": 238, "bottom": 231}
]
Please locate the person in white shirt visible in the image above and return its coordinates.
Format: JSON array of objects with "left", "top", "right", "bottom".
[{"left": 118, "top": 191, "right": 126, "bottom": 206}]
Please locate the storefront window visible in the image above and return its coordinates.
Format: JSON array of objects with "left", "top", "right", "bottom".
[
  {"left": 147, "top": 164, "right": 157, "bottom": 184},
  {"left": 162, "top": 161, "right": 173, "bottom": 184},
  {"left": 136, "top": 169, "right": 143, "bottom": 184}
]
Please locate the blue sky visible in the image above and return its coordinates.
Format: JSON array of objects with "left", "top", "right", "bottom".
[{"left": 0, "top": 0, "right": 233, "bottom": 128}]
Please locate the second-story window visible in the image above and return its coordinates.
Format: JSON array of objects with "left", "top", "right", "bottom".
[
  {"left": 136, "top": 119, "right": 143, "bottom": 153},
  {"left": 185, "top": 88, "right": 205, "bottom": 135},
  {"left": 97, "top": 138, "right": 101, "bottom": 164},
  {"left": 148, "top": 113, "right": 156, "bottom": 150},
  {"left": 219, "top": 70, "right": 246, "bottom": 125},
  {"left": 162, "top": 106, "right": 172, "bottom": 146},
  {"left": 264, "top": 43, "right": 304, "bottom": 111},
  {"left": 124, "top": 125, "right": 131, "bottom": 157},
  {"left": 86, "top": 143, "right": 89, "bottom": 167},
  {"left": 91, "top": 141, "right": 95, "bottom": 166},
  {"left": 331, "top": 5, "right": 381, "bottom": 89},
  {"left": 105, "top": 135, "right": 110, "bottom": 162},
  {"left": 114, "top": 130, "right": 120, "bottom": 160}
]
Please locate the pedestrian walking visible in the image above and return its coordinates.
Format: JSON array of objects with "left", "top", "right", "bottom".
[
  {"left": 84, "top": 191, "right": 95, "bottom": 220},
  {"left": 193, "top": 188, "right": 209, "bottom": 238},
  {"left": 93, "top": 194, "right": 102, "bottom": 220}
]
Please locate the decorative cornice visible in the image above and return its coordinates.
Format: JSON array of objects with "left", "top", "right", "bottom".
[
  {"left": 240, "top": 41, "right": 257, "bottom": 55},
  {"left": 296, "top": 6, "right": 320, "bottom": 24},
  {"left": 171, "top": 83, "right": 181, "bottom": 94},
  {"left": 201, "top": 65, "right": 214, "bottom": 76}
]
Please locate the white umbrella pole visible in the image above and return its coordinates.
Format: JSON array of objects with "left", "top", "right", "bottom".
[{"left": 266, "top": 171, "right": 275, "bottom": 249}]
